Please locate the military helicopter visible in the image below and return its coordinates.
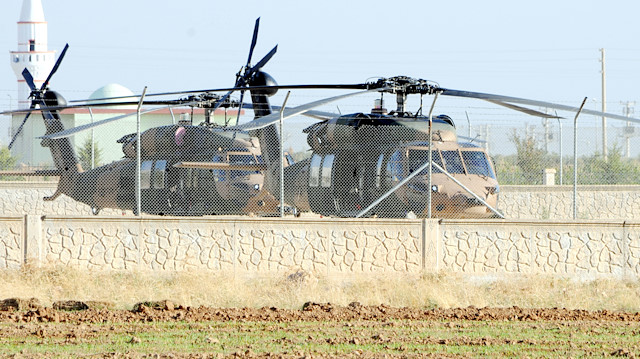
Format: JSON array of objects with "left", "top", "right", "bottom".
[
  {"left": 210, "top": 74, "right": 640, "bottom": 219},
  {"left": 0, "top": 19, "right": 294, "bottom": 216},
  {"left": 7, "top": 18, "right": 640, "bottom": 219}
]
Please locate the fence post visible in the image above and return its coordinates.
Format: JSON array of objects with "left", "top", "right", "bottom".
[
  {"left": 24, "top": 215, "right": 42, "bottom": 267},
  {"left": 422, "top": 219, "right": 441, "bottom": 272},
  {"left": 573, "top": 98, "right": 588, "bottom": 219}
]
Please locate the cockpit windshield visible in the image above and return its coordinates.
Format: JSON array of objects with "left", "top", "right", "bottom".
[
  {"left": 408, "top": 150, "right": 443, "bottom": 174},
  {"left": 441, "top": 151, "right": 465, "bottom": 174},
  {"left": 461, "top": 151, "right": 495, "bottom": 178},
  {"left": 387, "top": 148, "right": 496, "bottom": 181}
]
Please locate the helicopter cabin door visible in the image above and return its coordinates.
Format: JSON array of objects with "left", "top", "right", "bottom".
[
  {"left": 139, "top": 160, "right": 168, "bottom": 214},
  {"left": 331, "top": 150, "right": 365, "bottom": 216},
  {"left": 307, "top": 151, "right": 364, "bottom": 216}
]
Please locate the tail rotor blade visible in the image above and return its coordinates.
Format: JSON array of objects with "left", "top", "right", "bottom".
[
  {"left": 22, "top": 69, "right": 37, "bottom": 91},
  {"left": 9, "top": 111, "right": 32, "bottom": 149},
  {"left": 246, "top": 17, "right": 260, "bottom": 67},
  {"left": 251, "top": 45, "right": 277, "bottom": 73},
  {"left": 42, "top": 43, "right": 69, "bottom": 90}
]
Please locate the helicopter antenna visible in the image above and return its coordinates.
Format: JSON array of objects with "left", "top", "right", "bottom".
[{"left": 336, "top": 106, "right": 342, "bottom": 115}]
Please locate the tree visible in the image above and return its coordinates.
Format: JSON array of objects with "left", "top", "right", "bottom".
[
  {"left": 0, "top": 145, "right": 20, "bottom": 180},
  {"left": 504, "top": 130, "right": 550, "bottom": 185},
  {"left": 0, "top": 145, "right": 17, "bottom": 170},
  {"left": 77, "top": 137, "right": 103, "bottom": 170},
  {"left": 579, "top": 144, "right": 640, "bottom": 184}
]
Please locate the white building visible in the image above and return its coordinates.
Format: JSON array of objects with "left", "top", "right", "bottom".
[{"left": 10, "top": 0, "right": 55, "bottom": 109}]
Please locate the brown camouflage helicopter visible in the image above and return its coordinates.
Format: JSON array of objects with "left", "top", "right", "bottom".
[
  {"left": 6, "top": 19, "right": 640, "bottom": 218},
  {"left": 1, "top": 19, "right": 288, "bottom": 216}
]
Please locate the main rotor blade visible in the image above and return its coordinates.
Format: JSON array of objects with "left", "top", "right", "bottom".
[
  {"left": 22, "top": 68, "right": 37, "bottom": 91},
  {"left": 251, "top": 45, "right": 277, "bottom": 73},
  {"left": 269, "top": 104, "right": 337, "bottom": 121},
  {"left": 486, "top": 100, "right": 562, "bottom": 119},
  {"left": 229, "top": 88, "right": 384, "bottom": 131},
  {"left": 246, "top": 18, "right": 260, "bottom": 68},
  {"left": 39, "top": 101, "right": 200, "bottom": 140},
  {"left": 70, "top": 83, "right": 371, "bottom": 102},
  {"left": 8, "top": 110, "right": 32, "bottom": 149},
  {"left": 441, "top": 88, "right": 640, "bottom": 124},
  {"left": 0, "top": 100, "right": 203, "bottom": 115},
  {"left": 42, "top": 43, "right": 69, "bottom": 90}
]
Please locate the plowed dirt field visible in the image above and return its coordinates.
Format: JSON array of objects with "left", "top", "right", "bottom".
[{"left": 1, "top": 300, "right": 639, "bottom": 358}]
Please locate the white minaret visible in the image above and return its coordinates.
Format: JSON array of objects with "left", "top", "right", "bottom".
[{"left": 10, "top": 0, "right": 56, "bottom": 108}]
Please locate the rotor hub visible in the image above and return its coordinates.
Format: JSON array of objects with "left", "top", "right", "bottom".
[{"left": 248, "top": 71, "right": 278, "bottom": 96}]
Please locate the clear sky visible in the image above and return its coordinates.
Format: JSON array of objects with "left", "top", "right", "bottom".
[{"left": 1, "top": 0, "right": 639, "bottom": 149}]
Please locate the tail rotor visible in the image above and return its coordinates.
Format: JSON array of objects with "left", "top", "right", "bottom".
[{"left": 9, "top": 44, "right": 70, "bottom": 149}]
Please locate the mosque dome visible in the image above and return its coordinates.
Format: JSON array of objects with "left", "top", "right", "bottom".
[{"left": 88, "top": 83, "right": 137, "bottom": 109}]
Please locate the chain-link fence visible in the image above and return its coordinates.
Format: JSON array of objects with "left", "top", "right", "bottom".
[{"left": 1, "top": 92, "right": 639, "bottom": 220}]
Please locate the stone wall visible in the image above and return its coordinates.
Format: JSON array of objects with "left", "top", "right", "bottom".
[
  {"left": 500, "top": 185, "right": 640, "bottom": 220},
  {"left": 0, "top": 218, "right": 22, "bottom": 269},
  {"left": 1, "top": 182, "right": 639, "bottom": 220},
  {"left": 34, "top": 216, "right": 424, "bottom": 274},
  {"left": 2, "top": 215, "right": 639, "bottom": 278},
  {"left": 439, "top": 220, "right": 640, "bottom": 278},
  {"left": 0, "top": 182, "right": 122, "bottom": 216}
]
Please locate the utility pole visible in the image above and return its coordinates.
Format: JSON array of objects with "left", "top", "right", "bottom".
[
  {"left": 600, "top": 48, "right": 607, "bottom": 160},
  {"left": 622, "top": 101, "right": 635, "bottom": 158}
]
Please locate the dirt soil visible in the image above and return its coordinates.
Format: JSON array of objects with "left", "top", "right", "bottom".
[
  {"left": 1, "top": 300, "right": 639, "bottom": 358},
  {"left": 2, "top": 300, "right": 639, "bottom": 323}
]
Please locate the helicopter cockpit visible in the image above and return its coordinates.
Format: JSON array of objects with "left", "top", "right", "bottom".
[{"left": 385, "top": 142, "right": 496, "bottom": 182}]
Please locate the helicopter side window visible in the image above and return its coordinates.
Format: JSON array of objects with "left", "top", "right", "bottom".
[
  {"left": 461, "top": 151, "right": 496, "bottom": 178},
  {"left": 153, "top": 160, "right": 167, "bottom": 189},
  {"left": 321, "top": 154, "right": 335, "bottom": 188},
  {"left": 441, "top": 150, "right": 465, "bottom": 174},
  {"left": 140, "top": 161, "right": 153, "bottom": 189},
  {"left": 211, "top": 154, "right": 225, "bottom": 181},
  {"left": 309, "top": 154, "right": 322, "bottom": 187},
  {"left": 408, "top": 150, "right": 443, "bottom": 175},
  {"left": 386, "top": 150, "right": 403, "bottom": 181}
]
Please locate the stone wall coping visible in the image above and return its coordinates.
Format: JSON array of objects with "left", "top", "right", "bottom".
[
  {"left": 501, "top": 185, "right": 640, "bottom": 192},
  {"left": 37, "top": 215, "right": 427, "bottom": 226},
  {"left": 0, "top": 215, "right": 630, "bottom": 228},
  {"left": 440, "top": 218, "right": 640, "bottom": 227},
  {"left": 0, "top": 181, "right": 57, "bottom": 189}
]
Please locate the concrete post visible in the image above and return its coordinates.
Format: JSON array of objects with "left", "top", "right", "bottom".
[
  {"left": 24, "top": 215, "right": 42, "bottom": 267},
  {"left": 543, "top": 168, "right": 556, "bottom": 186},
  {"left": 422, "top": 219, "right": 441, "bottom": 272}
]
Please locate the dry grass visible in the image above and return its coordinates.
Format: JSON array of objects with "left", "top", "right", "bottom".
[{"left": 1, "top": 266, "right": 639, "bottom": 311}]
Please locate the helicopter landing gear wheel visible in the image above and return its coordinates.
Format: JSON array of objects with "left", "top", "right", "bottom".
[{"left": 91, "top": 207, "right": 101, "bottom": 216}]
